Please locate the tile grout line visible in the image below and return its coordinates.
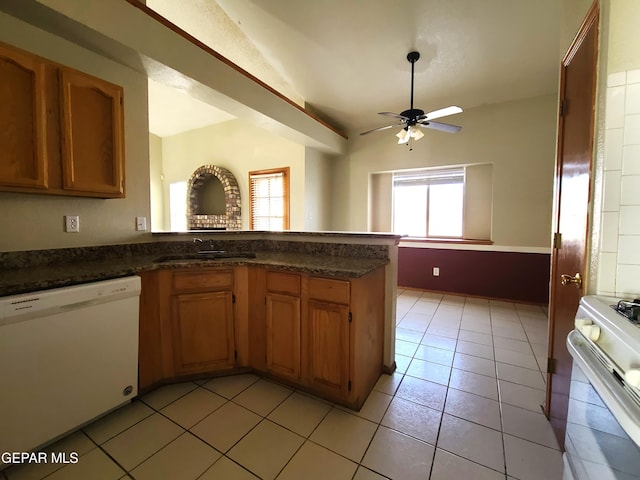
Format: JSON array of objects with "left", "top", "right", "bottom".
[
  {"left": 489, "top": 302, "right": 511, "bottom": 478},
  {"left": 128, "top": 378, "right": 269, "bottom": 479},
  {"left": 426, "top": 295, "right": 457, "bottom": 479}
]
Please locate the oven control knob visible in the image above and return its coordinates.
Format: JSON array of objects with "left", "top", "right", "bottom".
[
  {"left": 625, "top": 369, "right": 640, "bottom": 389},
  {"left": 575, "top": 318, "right": 592, "bottom": 328},
  {"left": 579, "top": 324, "right": 601, "bottom": 341}
]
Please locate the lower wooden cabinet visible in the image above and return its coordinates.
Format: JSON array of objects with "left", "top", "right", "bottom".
[
  {"left": 137, "top": 267, "right": 237, "bottom": 391},
  {"left": 250, "top": 267, "right": 385, "bottom": 408},
  {"left": 306, "top": 299, "right": 350, "bottom": 398},
  {"left": 138, "top": 264, "right": 385, "bottom": 409},
  {"left": 266, "top": 293, "right": 300, "bottom": 380},
  {"left": 171, "top": 290, "right": 234, "bottom": 376}
]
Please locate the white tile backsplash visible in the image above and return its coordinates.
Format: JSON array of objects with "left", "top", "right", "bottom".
[
  {"left": 600, "top": 212, "right": 619, "bottom": 252},
  {"left": 619, "top": 206, "right": 640, "bottom": 234},
  {"left": 618, "top": 235, "right": 640, "bottom": 265},
  {"left": 608, "top": 71, "right": 627, "bottom": 87},
  {"left": 624, "top": 114, "right": 640, "bottom": 145},
  {"left": 626, "top": 83, "right": 640, "bottom": 115},
  {"left": 620, "top": 175, "right": 640, "bottom": 205},
  {"left": 599, "top": 71, "right": 640, "bottom": 298},
  {"left": 622, "top": 145, "right": 640, "bottom": 175},
  {"left": 606, "top": 86, "right": 626, "bottom": 129},
  {"left": 597, "top": 252, "right": 617, "bottom": 295},
  {"left": 628, "top": 69, "right": 640, "bottom": 84},
  {"left": 617, "top": 264, "right": 640, "bottom": 297},
  {"left": 605, "top": 128, "right": 624, "bottom": 170},
  {"left": 602, "top": 170, "right": 622, "bottom": 211}
]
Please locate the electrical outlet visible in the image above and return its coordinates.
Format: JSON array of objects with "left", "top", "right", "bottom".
[
  {"left": 433, "top": 267, "right": 440, "bottom": 277},
  {"left": 136, "top": 216, "right": 147, "bottom": 231},
  {"left": 65, "top": 215, "right": 80, "bottom": 233}
]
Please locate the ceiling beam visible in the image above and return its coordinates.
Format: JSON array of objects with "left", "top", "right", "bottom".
[{"left": 0, "top": 0, "right": 348, "bottom": 154}]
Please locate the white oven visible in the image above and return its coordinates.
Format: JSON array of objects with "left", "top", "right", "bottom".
[{"left": 564, "top": 296, "right": 640, "bottom": 479}]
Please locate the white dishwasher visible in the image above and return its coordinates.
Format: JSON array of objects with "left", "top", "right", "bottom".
[{"left": 0, "top": 276, "right": 141, "bottom": 460}]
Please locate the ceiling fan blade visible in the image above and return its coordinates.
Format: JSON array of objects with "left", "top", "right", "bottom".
[
  {"left": 378, "top": 111, "right": 409, "bottom": 121},
  {"left": 419, "top": 106, "right": 463, "bottom": 121},
  {"left": 360, "top": 123, "right": 404, "bottom": 136},
  {"left": 418, "top": 121, "right": 462, "bottom": 134}
]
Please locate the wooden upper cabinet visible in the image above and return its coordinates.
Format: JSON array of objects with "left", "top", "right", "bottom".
[
  {"left": 0, "top": 43, "right": 48, "bottom": 189},
  {"left": 0, "top": 41, "right": 125, "bottom": 198},
  {"left": 59, "top": 68, "right": 125, "bottom": 197}
]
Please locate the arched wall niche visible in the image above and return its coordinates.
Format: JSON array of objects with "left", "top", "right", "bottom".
[{"left": 187, "top": 165, "right": 241, "bottom": 230}]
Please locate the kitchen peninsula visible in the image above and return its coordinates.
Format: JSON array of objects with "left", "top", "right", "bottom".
[{"left": 0, "top": 231, "right": 400, "bottom": 409}]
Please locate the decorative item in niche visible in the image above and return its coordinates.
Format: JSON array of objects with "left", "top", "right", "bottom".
[{"left": 187, "top": 165, "right": 241, "bottom": 230}]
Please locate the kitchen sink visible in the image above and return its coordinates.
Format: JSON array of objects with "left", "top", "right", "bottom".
[{"left": 154, "top": 252, "right": 256, "bottom": 262}]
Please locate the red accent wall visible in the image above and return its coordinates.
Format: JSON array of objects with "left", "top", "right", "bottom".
[{"left": 398, "top": 247, "right": 551, "bottom": 304}]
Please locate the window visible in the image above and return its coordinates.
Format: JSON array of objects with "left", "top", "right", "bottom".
[
  {"left": 169, "top": 181, "right": 187, "bottom": 232},
  {"left": 393, "top": 167, "right": 464, "bottom": 238},
  {"left": 249, "top": 167, "right": 290, "bottom": 230}
]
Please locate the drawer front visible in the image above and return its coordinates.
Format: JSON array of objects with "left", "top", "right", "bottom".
[
  {"left": 266, "top": 271, "right": 301, "bottom": 296},
  {"left": 172, "top": 269, "right": 234, "bottom": 292},
  {"left": 308, "top": 277, "right": 350, "bottom": 304}
]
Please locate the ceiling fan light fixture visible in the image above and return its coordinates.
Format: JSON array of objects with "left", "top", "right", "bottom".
[
  {"left": 396, "top": 127, "right": 410, "bottom": 144},
  {"left": 409, "top": 125, "right": 424, "bottom": 140}
]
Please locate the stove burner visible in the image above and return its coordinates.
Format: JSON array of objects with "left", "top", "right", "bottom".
[{"left": 613, "top": 299, "right": 640, "bottom": 324}]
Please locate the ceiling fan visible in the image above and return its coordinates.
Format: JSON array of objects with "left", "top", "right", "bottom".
[{"left": 360, "top": 51, "right": 463, "bottom": 145}]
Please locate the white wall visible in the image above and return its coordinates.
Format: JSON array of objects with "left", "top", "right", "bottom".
[
  {"left": 0, "top": 12, "right": 151, "bottom": 252},
  {"left": 334, "top": 95, "right": 558, "bottom": 248},
  {"left": 158, "top": 119, "right": 306, "bottom": 230},
  {"left": 303, "top": 148, "right": 334, "bottom": 231},
  {"left": 149, "top": 133, "right": 164, "bottom": 231}
]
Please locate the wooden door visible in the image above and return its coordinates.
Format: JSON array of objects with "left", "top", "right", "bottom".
[
  {"left": 59, "top": 67, "right": 125, "bottom": 197},
  {"left": 266, "top": 293, "right": 301, "bottom": 380},
  {"left": 306, "top": 300, "right": 350, "bottom": 399},
  {"left": 171, "top": 291, "right": 235, "bottom": 375},
  {"left": 545, "top": 2, "right": 598, "bottom": 447},
  {"left": 0, "top": 43, "right": 48, "bottom": 189}
]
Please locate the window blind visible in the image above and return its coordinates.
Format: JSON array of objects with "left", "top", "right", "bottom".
[
  {"left": 249, "top": 170, "right": 288, "bottom": 230},
  {"left": 393, "top": 167, "right": 464, "bottom": 187}
]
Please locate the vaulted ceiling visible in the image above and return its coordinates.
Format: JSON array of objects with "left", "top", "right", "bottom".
[{"left": 147, "top": 0, "right": 562, "bottom": 138}]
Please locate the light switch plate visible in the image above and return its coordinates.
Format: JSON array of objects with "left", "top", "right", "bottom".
[{"left": 136, "top": 216, "right": 147, "bottom": 231}]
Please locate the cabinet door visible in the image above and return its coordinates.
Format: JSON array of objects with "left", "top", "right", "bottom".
[
  {"left": 0, "top": 43, "right": 48, "bottom": 189},
  {"left": 266, "top": 293, "right": 301, "bottom": 380},
  {"left": 171, "top": 291, "right": 234, "bottom": 375},
  {"left": 306, "top": 300, "right": 350, "bottom": 398},
  {"left": 59, "top": 68, "right": 124, "bottom": 197}
]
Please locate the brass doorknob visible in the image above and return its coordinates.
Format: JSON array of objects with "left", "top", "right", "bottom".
[{"left": 561, "top": 273, "right": 582, "bottom": 288}]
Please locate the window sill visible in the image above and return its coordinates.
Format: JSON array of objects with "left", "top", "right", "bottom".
[{"left": 400, "top": 237, "right": 494, "bottom": 245}]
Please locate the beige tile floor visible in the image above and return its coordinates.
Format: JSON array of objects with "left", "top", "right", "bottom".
[{"left": 2, "top": 289, "right": 563, "bottom": 480}]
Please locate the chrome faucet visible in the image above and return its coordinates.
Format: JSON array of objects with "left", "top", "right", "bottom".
[{"left": 193, "top": 238, "right": 218, "bottom": 251}]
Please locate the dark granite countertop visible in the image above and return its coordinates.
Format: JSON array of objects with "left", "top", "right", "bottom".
[{"left": 0, "top": 252, "right": 388, "bottom": 297}]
